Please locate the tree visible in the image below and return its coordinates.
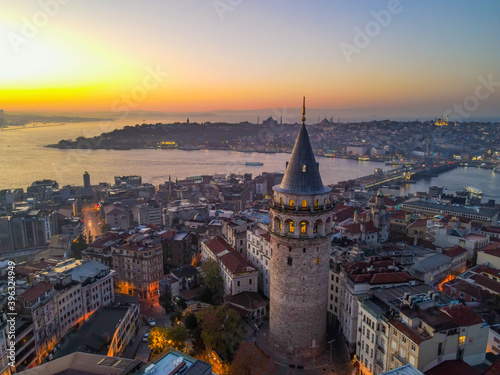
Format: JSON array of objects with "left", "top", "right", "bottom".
[
  {"left": 159, "top": 291, "right": 174, "bottom": 313},
  {"left": 148, "top": 326, "right": 189, "bottom": 357},
  {"left": 71, "top": 234, "right": 88, "bottom": 259},
  {"left": 166, "top": 325, "right": 189, "bottom": 350},
  {"left": 170, "top": 309, "right": 182, "bottom": 324},
  {"left": 176, "top": 297, "right": 188, "bottom": 311},
  {"left": 198, "top": 259, "right": 224, "bottom": 305},
  {"left": 148, "top": 327, "right": 169, "bottom": 357},
  {"left": 184, "top": 313, "right": 198, "bottom": 330},
  {"left": 198, "top": 306, "right": 242, "bottom": 360},
  {"left": 229, "top": 342, "right": 277, "bottom": 375}
]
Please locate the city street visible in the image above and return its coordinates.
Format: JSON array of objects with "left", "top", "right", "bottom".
[{"left": 82, "top": 204, "right": 103, "bottom": 239}]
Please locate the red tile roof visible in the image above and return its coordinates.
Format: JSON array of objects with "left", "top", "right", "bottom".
[
  {"left": 473, "top": 264, "right": 500, "bottom": 278},
  {"left": 442, "top": 246, "right": 467, "bottom": 258},
  {"left": 470, "top": 274, "right": 500, "bottom": 294},
  {"left": 441, "top": 304, "right": 483, "bottom": 326},
  {"left": 343, "top": 221, "right": 379, "bottom": 235},
  {"left": 443, "top": 278, "right": 492, "bottom": 301},
  {"left": 425, "top": 360, "right": 481, "bottom": 375},
  {"left": 20, "top": 281, "right": 54, "bottom": 302},
  {"left": 204, "top": 237, "right": 256, "bottom": 275},
  {"left": 333, "top": 206, "right": 356, "bottom": 223},
  {"left": 389, "top": 319, "right": 428, "bottom": 345}
]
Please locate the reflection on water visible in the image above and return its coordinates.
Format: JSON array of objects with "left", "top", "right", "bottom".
[
  {"left": 401, "top": 167, "right": 499, "bottom": 200},
  {"left": 1, "top": 121, "right": 498, "bottom": 200},
  {"left": 0, "top": 121, "right": 390, "bottom": 189}
]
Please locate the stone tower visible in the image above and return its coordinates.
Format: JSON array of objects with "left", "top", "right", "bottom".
[{"left": 269, "top": 98, "right": 333, "bottom": 357}]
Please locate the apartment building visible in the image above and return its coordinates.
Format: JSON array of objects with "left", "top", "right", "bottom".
[
  {"left": 14, "top": 319, "right": 37, "bottom": 373},
  {"left": 112, "top": 239, "right": 163, "bottom": 299},
  {"left": 356, "top": 284, "right": 488, "bottom": 375},
  {"left": 339, "top": 258, "right": 416, "bottom": 353},
  {"left": 246, "top": 227, "right": 271, "bottom": 298},
  {"left": 0, "top": 312, "right": 11, "bottom": 375},
  {"left": 18, "top": 281, "right": 58, "bottom": 363},
  {"left": 201, "top": 236, "right": 258, "bottom": 296},
  {"left": 223, "top": 217, "right": 256, "bottom": 255}
]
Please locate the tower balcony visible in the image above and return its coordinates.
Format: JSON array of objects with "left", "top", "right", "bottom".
[{"left": 269, "top": 200, "right": 334, "bottom": 213}]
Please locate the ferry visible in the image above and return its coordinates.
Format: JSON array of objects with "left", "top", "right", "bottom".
[
  {"left": 358, "top": 156, "right": 370, "bottom": 161},
  {"left": 245, "top": 161, "right": 264, "bottom": 166},
  {"left": 465, "top": 185, "right": 483, "bottom": 198}
]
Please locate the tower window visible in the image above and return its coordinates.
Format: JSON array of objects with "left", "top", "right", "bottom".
[
  {"left": 288, "top": 257, "right": 293, "bottom": 266},
  {"left": 289, "top": 199, "right": 295, "bottom": 207},
  {"left": 289, "top": 221, "right": 294, "bottom": 233},
  {"left": 289, "top": 246, "right": 292, "bottom": 252},
  {"left": 302, "top": 200, "right": 307, "bottom": 208},
  {"left": 279, "top": 197, "right": 283, "bottom": 205},
  {"left": 314, "top": 199, "right": 319, "bottom": 208},
  {"left": 300, "top": 221, "right": 307, "bottom": 234},
  {"left": 303, "top": 248, "right": 306, "bottom": 253},
  {"left": 302, "top": 164, "right": 306, "bottom": 172},
  {"left": 315, "top": 258, "right": 319, "bottom": 264}
]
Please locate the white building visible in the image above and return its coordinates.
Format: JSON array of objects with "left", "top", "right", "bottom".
[
  {"left": 246, "top": 227, "right": 271, "bottom": 298},
  {"left": 201, "top": 236, "right": 258, "bottom": 296}
]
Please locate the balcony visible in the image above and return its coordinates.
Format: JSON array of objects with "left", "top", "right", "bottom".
[
  {"left": 378, "top": 345, "right": 385, "bottom": 354},
  {"left": 393, "top": 352, "right": 407, "bottom": 365}
]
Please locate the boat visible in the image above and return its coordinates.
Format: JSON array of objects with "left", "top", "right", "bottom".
[
  {"left": 358, "top": 156, "right": 370, "bottom": 161},
  {"left": 465, "top": 185, "right": 483, "bottom": 198},
  {"left": 245, "top": 162, "right": 263, "bottom": 166}
]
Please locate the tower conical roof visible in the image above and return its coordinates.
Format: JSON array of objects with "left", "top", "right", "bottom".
[{"left": 274, "top": 123, "right": 330, "bottom": 195}]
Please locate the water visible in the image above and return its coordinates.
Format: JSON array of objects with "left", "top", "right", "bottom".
[
  {"left": 0, "top": 120, "right": 390, "bottom": 190},
  {"left": 401, "top": 167, "right": 500, "bottom": 201},
  {"left": 1, "top": 121, "right": 498, "bottom": 202}
]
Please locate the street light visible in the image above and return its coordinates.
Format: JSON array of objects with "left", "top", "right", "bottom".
[{"left": 328, "top": 339, "right": 335, "bottom": 364}]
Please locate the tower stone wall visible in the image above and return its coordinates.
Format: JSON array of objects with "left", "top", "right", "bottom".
[{"left": 267, "top": 103, "right": 334, "bottom": 358}]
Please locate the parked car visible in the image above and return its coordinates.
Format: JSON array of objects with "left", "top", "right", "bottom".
[
  {"left": 148, "top": 318, "right": 156, "bottom": 327},
  {"left": 142, "top": 333, "right": 150, "bottom": 342}
]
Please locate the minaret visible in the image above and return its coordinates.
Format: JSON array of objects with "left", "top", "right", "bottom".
[{"left": 269, "top": 97, "right": 333, "bottom": 358}]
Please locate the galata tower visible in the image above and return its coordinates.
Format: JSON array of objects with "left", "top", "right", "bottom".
[{"left": 269, "top": 97, "right": 334, "bottom": 357}]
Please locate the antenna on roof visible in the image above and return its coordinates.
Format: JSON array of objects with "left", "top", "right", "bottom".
[{"left": 302, "top": 96, "right": 306, "bottom": 125}]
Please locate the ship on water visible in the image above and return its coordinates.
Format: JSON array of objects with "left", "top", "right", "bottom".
[
  {"left": 465, "top": 185, "right": 483, "bottom": 198},
  {"left": 245, "top": 161, "right": 264, "bottom": 166}
]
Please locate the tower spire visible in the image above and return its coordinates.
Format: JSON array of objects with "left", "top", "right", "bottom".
[{"left": 301, "top": 96, "right": 306, "bottom": 124}]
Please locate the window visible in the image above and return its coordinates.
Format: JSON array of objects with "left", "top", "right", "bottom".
[
  {"left": 249, "top": 279, "right": 252, "bottom": 285},
  {"left": 302, "top": 164, "right": 306, "bottom": 172},
  {"left": 300, "top": 221, "right": 307, "bottom": 234},
  {"left": 459, "top": 336, "right": 465, "bottom": 346},
  {"left": 289, "top": 199, "right": 295, "bottom": 207},
  {"left": 279, "top": 197, "right": 283, "bottom": 205},
  {"left": 289, "top": 221, "right": 294, "bottom": 233},
  {"left": 314, "top": 199, "right": 319, "bottom": 207},
  {"left": 288, "top": 257, "right": 293, "bottom": 266},
  {"left": 302, "top": 200, "right": 307, "bottom": 208}
]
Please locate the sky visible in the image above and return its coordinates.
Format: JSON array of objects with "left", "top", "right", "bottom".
[{"left": 1, "top": 1, "right": 500, "bottom": 119}]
